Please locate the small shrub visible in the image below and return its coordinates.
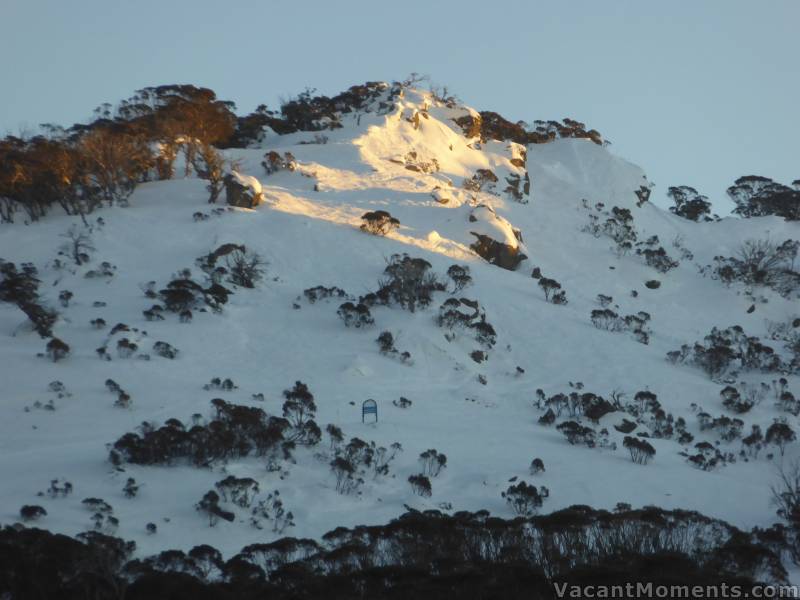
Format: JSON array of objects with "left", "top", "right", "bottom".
[
  {"left": 360, "top": 210, "right": 399, "bottom": 235},
  {"left": 337, "top": 302, "right": 374, "bottom": 328},
  {"left": 19, "top": 505, "right": 47, "bottom": 522},
  {"left": 46, "top": 338, "right": 70, "bottom": 362},
  {"left": 393, "top": 397, "right": 412, "bottom": 409},
  {"left": 446, "top": 265, "right": 472, "bottom": 293},
  {"left": 408, "top": 474, "right": 432, "bottom": 497},
  {"left": 196, "top": 490, "right": 235, "bottom": 527},
  {"left": 58, "top": 290, "right": 73, "bottom": 307},
  {"left": 122, "top": 478, "right": 139, "bottom": 498},
  {"left": 153, "top": 341, "right": 179, "bottom": 359},
  {"left": 226, "top": 249, "right": 266, "bottom": 288}
]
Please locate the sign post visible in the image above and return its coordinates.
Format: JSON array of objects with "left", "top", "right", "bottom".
[{"left": 362, "top": 399, "right": 378, "bottom": 423}]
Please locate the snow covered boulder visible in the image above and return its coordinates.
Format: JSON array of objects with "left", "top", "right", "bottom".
[
  {"left": 224, "top": 171, "right": 263, "bottom": 208},
  {"left": 468, "top": 205, "right": 527, "bottom": 271}
]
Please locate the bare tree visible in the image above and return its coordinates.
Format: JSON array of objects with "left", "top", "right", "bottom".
[
  {"left": 226, "top": 249, "right": 266, "bottom": 288},
  {"left": 60, "top": 225, "right": 95, "bottom": 266}
]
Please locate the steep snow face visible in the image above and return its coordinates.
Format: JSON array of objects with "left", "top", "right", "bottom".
[
  {"left": 0, "top": 87, "right": 798, "bottom": 563},
  {"left": 527, "top": 136, "right": 651, "bottom": 210}
]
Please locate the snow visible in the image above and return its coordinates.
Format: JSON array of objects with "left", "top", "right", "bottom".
[{"left": 0, "top": 88, "right": 798, "bottom": 566}]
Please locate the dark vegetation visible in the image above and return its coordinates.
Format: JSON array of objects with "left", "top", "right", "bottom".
[
  {"left": 710, "top": 239, "right": 799, "bottom": 298},
  {"left": 0, "top": 505, "right": 784, "bottom": 599},
  {"left": 0, "top": 259, "right": 57, "bottom": 336},
  {"left": 581, "top": 202, "right": 679, "bottom": 272},
  {"left": 667, "top": 325, "right": 790, "bottom": 380},
  {"left": 361, "top": 210, "right": 400, "bottom": 236},
  {"left": 455, "top": 112, "right": 605, "bottom": 146},
  {"left": 667, "top": 185, "right": 715, "bottom": 222},
  {"left": 728, "top": 176, "right": 800, "bottom": 221},
  {"left": 108, "top": 380, "right": 325, "bottom": 466}
]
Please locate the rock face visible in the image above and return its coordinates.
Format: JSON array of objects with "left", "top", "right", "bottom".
[
  {"left": 467, "top": 205, "right": 527, "bottom": 271},
  {"left": 224, "top": 171, "right": 263, "bottom": 208},
  {"left": 470, "top": 234, "right": 527, "bottom": 271}
]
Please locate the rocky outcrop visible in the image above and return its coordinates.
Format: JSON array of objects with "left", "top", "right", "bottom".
[
  {"left": 470, "top": 234, "right": 527, "bottom": 271},
  {"left": 224, "top": 171, "right": 263, "bottom": 208},
  {"left": 468, "top": 205, "right": 527, "bottom": 271}
]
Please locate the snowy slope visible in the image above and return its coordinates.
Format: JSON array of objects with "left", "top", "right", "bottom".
[{"left": 0, "top": 86, "right": 798, "bottom": 561}]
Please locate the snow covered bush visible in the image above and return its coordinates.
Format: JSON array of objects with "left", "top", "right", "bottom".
[
  {"left": 393, "top": 396, "right": 413, "bottom": 409},
  {"left": 463, "top": 168, "right": 498, "bottom": 194},
  {"left": 195, "top": 490, "right": 234, "bottom": 527},
  {"left": 159, "top": 276, "right": 231, "bottom": 313},
  {"left": 109, "top": 398, "right": 292, "bottom": 466},
  {"left": 667, "top": 326, "right": 786, "bottom": 380},
  {"left": 304, "top": 285, "right": 348, "bottom": 303},
  {"left": 215, "top": 476, "right": 259, "bottom": 508},
  {"left": 557, "top": 421, "right": 597, "bottom": 447},
  {"left": 225, "top": 249, "right": 266, "bottom": 288},
  {"left": 408, "top": 474, "right": 432, "bottom": 497},
  {"left": 635, "top": 236, "right": 679, "bottom": 273},
  {"left": 375, "top": 331, "right": 411, "bottom": 363},
  {"left": 0, "top": 260, "right": 57, "bottom": 337},
  {"left": 582, "top": 203, "right": 638, "bottom": 256},
  {"left": 330, "top": 437, "right": 402, "bottom": 495},
  {"left": 530, "top": 458, "right": 546, "bottom": 474},
  {"left": 152, "top": 341, "right": 179, "bottom": 359},
  {"left": 337, "top": 302, "right": 374, "bottom": 328},
  {"left": 122, "top": 478, "right": 139, "bottom": 498},
  {"left": 46, "top": 337, "right": 70, "bottom": 362},
  {"left": 437, "top": 297, "right": 497, "bottom": 350},
  {"left": 203, "top": 377, "right": 237, "bottom": 391},
  {"left": 360, "top": 210, "right": 399, "bottom": 236},
  {"left": 712, "top": 239, "right": 799, "bottom": 298},
  {"left": 371, "top": 253, "right": 445, "bottom": 312},
  {"left": 590, "top": 309, "right": 651, "bottom": 344},
  {"left": 58, "top": 289, "right": 73, "bottom": 308},
  {"left": 446, "top": 264, "right": 472, "bottom": 293},
  {"left": 250, "top": 491, "right": 294, "bottom": 533}
]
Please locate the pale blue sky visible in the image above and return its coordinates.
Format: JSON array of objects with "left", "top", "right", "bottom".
[{"left": 1, "top": 0, "right": 797, "bottom": 211}]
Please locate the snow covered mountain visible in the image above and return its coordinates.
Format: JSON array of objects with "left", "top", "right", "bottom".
[{"left": 1, "top": 83, "right": 798, "bottom": 582}]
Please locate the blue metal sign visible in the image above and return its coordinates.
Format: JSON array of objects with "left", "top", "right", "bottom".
[{"left": 362, "top": 399, "right": 378, "bottom": 423}]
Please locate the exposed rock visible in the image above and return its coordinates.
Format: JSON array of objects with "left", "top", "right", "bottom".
[
  {"left": 470, "top": 234, "right": 527, "bottom": 271},
  {"left": 224, "top": 171, "right": 263, "bottom": 208},
  {"left": 453, "top": 112, "right": 482, "bottom": 139},
  {"left": 468, "top": 205, "right": 527, "bottom": 271},
  {"left": 463, "top": 169, "right": 499, "bottom": 194}
]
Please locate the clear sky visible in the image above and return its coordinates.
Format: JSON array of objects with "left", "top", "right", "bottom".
[{"left": 1, "top": 0, "right": 797, "bottom": 212}]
